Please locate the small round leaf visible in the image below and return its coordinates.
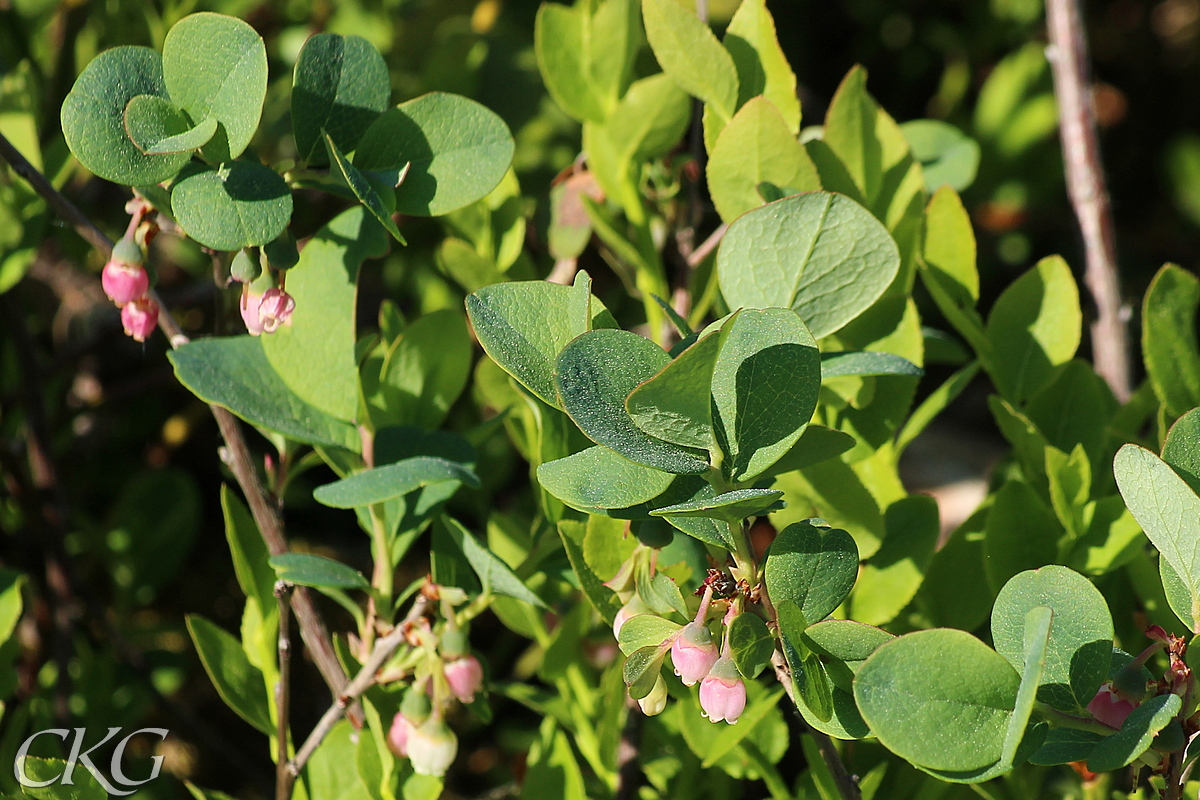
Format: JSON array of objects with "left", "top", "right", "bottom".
[
  {"left": 172, "top": 162, "right": 293, "bottom": 251},
  {"left": 61, "top": 46, "right": 190, "bottom": 185}
]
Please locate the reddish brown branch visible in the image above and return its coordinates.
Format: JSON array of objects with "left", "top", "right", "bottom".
[{"left": 1045, "top": 0, "right": 1132, "bottom": 402}]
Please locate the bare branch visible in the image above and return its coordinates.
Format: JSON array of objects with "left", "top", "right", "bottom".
[
  {"left": 276, "top": 581, "right": 296, "bottom": 800},
  {"left": 1044, "top": 0, "right": 1132, "bottom": 402}
]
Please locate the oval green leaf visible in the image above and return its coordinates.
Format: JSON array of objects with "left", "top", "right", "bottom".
[
  {"left": 123, "top": 94, "right": 197, "bottom": 154},
  {"left": 538, "top": 445, "right": 676, "bottom": 512},
  {"left": 354, "top": 92, "right": 514, "bottom": 216},
  {"left": 313, "top": 456, "right": 479, "bottom": 509},
  {"left": 61, "top": 46, "right": 191, "bottom": 185},
  {"left": 727, "top": 612, "right": 774, "bottom": 679},
  {"left": 1086, "top": 693, "right": 1182, "bottom": 773},
  {"left": 617, "top": 615, "right": 682, "bottom": 656},
  {"left": 765, "top": 520, "right": 859, "bottom": 624},
  {"left": 717, "top": 192, "right": 900, "bottom": 339},
  {"left": 555, "top": 329, "right": 710, "bottom": 475},
  {"left": 292, "top": 33, "right": 390, "bottom": 166},
  {"left": 269, "top": 553, "right": 370, "bottom": 590},
  {"left": 172, "top": 162, "right": 292, "bottom": 251},
  {"left": 820, "top": 350, "right": 923, "bottom": 380},
  {"left": 650, "top": 488, "right": 783, "bottom": 524},
  {"left": 162, "top": 12, "right": 267, "bottom": 161},
  {"left": 854, "top": 628, "right": 1020, "bottom": 772},
  {"left": 990, "top": 566, "right": 1112, "bottom": 712},
  {"left": 711, "top": 308, "right": 821, "bottom": 481},
  {"left": 641, "top": 0, "right": 738, "bottom": 120}
]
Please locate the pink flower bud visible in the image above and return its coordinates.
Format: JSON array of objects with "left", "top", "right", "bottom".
[
  {"left": 699, "top": 656, "right": 746, "bottom": 724},
  {"left": 637, "top": 674, "right": 668, "bottom": 716},
  {"left": 387, "top": 711, "right": 417, "bottom": 757},
  {"left": 1087, "top": 682, "right": 1137, "bottom": 729},
  {"left": 671, "top": 621, "right": 718, "bottom": 687},
  {"left": 102, "top": 260, "right": 149, "bottom": 306},
  {"left": 258, "top": 288, "right": 295, "bottom": 333},
  {"left": 407, "top": 717, "right": 458, "bottom": 777},
  {"left": 240, "top": 291, "right": 265, "bottom": 335},
  {"left": 444, "top": 655, "right": 484, "bottom": 704},
  {"left": 121, "top": 297, "right": 158, "bottom": 342},
  {"left": 613, "top": 595, "right": 652, "bottom": 639}
]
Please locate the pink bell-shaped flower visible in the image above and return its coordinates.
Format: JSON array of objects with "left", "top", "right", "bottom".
[
  {"left": 671, "top": 620, "right": 719, "bottom": 687},
  {"left": 102, "top": 236, "right": 148, "bottom": 306},
  {"left": 444, "top": 655, "right": 484, "bottom": 704},
  {"left": 258, "top": 288, "right": 295, "bottom": 333},
  {"left": 407, "top": 717, "right": 458, "bottom": 777},
  {"left": 240, "top": 291, "right": 265, "bottom": 335},
  {"left": 699, "top": 656, "right": 746, "bottom": 724},
  {"left": 121, "top": 297, "right": 158, "bottom": 342},
  {"left": 1087, "top": 682, "right": 1137, "bottom": 729},
  {"left": 387, "top": 711, "right": 417, "bottom": 757}
]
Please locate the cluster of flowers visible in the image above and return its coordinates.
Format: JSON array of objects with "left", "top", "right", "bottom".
[
  {"left": 384, "top": 595, "right": 484, "bottom": 778},
  {"left": 610, "top": 547, "right": 748, "bottom": 725},
  {"left": 101, "top": 225, "right": 159, "bottom": 342}
]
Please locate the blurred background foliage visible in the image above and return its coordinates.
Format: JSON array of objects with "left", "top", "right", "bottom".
[{"left": 1, "top": 0, "right": 1199, "bottom": 796}]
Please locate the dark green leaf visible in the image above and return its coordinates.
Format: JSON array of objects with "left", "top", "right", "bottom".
[
  {"left": 1164, "top": 408, "right": 1200, "bottom": 494},
  {"left": 555, "top": 329, "right": 710, "bottom": 474},
  {"left": 61, "top": 46, "right": 190, "bottom": 185},
  {"left": 759, "top": 424, "right": 856, "bottom": 478},
  {"left": 711, "top": 308, "right": 821, "bottom": 481},
  {"left": 820, "top": 350, "right": 922, "bottom": 380},
  {"left": 1086, "top": 693, "right": 1182, "bottom": 772},
  {"left": 124, "top": 94, "right": 215, "bottom": 155},
  {"left": 354, "top": 92, "right": 514, "bottom": 216},
  {"left": 651, "top": 488, "right": 783, "bottom": 523},
  {"left": 269, "top": 553, "right": 369, "bottom": 590},
  {"left": 801, "top": 619, "right": 893, "bottom": 663},
  {"left": 313, "top": 457, "right": 478, "bottom": 508},
  {"left": 1001, "top": 606, "right": 1050, "bottom": 768},
  {"left": 727, "top": 613, "right": 774, "bottom": 679},
  {"left": 765, "top": 520, "right": 858, "bottom": 624},
  {"left": 1029, "top": 728, "right": 1104, "bottom": 766},
  {"left": 465, "top": 273, "right": 592, "bottom": 407},
  {"left": 537, "top": 445, "right": 675, "bottom": 512},
  {"left": 162, "top": 13, "right": 267, "bottom": 161},
  {"left": 1143, "top": 264, "right": 1200, "bottom": 419},
  {"left": 559, "top": 520, "right": 622, "bottom": 625},
  {"left": 172, "top": 162, "right": 292, "bottom": 251},
  {"left": 186, "top": 614, "right": 272, "bottom": 734},
  {"left": 220, "top": 486, "right": 275, "bottom": 613},
  {"left": 627, "top": 321, "right": 729, "bottom": 451},
  {"left": 438, "top": 517, "right": 547, "bottom": 607},
  {"left": 983, "top": 479, "right": 1061, "bottom": 591},
  {"left": 292, "top": 33, "right": 390, "bottom": 166},
  {"left": 168, "top": 336, "right": 359, "bottom": 450},
  {"left": 325, "top": 134, "right": 404, "bottom": 243},
  {"left": 991, "top": 566, "right": 1113, "bottom": 712}
]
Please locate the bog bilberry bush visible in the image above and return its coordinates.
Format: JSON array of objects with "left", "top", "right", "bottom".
[{"left": 2, "top": 1, "right": 1200, "bottom": 798}]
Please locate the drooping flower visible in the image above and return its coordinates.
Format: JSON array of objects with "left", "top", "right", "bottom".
[
  {"left": 258, "top": 288, "right": 295, "bottom": 333},
  {"left": 637, "top": 674, "right": 668, "bottom": 717},
  {"left": 407, "top": 717, "right": 458, "bottom": 777},
  {"left": 1087, "top": 682, "right": 1137, "bottom": 729},
  {"left": 121, "top": 296, "right": 159, "bottom": 342},
  {"left": 387, "top": 711, "right": 417, "bottom": 757},
  {"left": 102, "top": 237, "right": 149, "bottom": 306},
  {"left": 240, "top": 291, "right": 265, "bottom": 335},
  {"left": 444, "top": 655, "right": 484, "bottom": 704},
  {"left": 698, "top": 656, "right": 746, "bottom": 724},
  {"left": 671, "top": 620, "right": 719, "bottom": 687}
]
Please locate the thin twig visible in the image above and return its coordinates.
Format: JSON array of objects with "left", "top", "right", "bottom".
[
  {"left": 276, "top": 581, "right": 295, "bottom": 800},
  {"left": 772, "top": 651, "right": 862, "bottom": 800},
  {"left": 0, "top": 130, "right": 351, "bottom": 707},
  {"left": 288, "top": 595, "right": 429, "bottom": 777},
  {"left": 1044, "top": 0, "right": 1132, "bottom": 402},
  {"left": 686, "top": 223, "right": 728, "bottom": 269}
]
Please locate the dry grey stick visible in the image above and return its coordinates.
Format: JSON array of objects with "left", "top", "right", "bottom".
[
  {"left": 0, "top": 130, "right": 351, "bottom": 707},
  {"left": 1045, "top": 0, "right": 1132, "bottom": 402}
]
